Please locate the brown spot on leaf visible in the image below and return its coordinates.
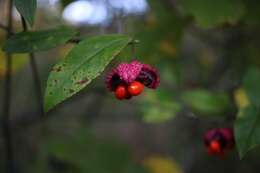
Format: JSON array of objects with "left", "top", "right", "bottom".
[
  {"left": 76, "top": 78, "right": 89, "bottom": 85},
  {"left": 51, "top": 66, "right": 62, "bottom": 72}
]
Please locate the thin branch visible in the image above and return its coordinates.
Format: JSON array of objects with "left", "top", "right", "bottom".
[
  {"left": 21, "top": 16, "right": 45, "bottom": 117},
  {"left": 29, "top": 53, "right": 45, "bottom": 114},
  {"left": 2, "top": 0, "right": 15, "bottom": 172}
]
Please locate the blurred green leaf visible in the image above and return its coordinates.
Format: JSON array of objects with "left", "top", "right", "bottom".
[
  {"left": 44, "top": 129, "right": 137, "bottom": 173},
  {"left": 243, "top": 67, "right": 260, "bottom": 106},
  {"left": 44, "top": 34, "right": 132, "bottom": 112},
  {"left": 3, "top": 26, "right": 77, "bottom": 53},
  {"left": 181, "top": 89, "right": 230, "bottom": 115},
  {"left": 235, "top": 105, "right": 260, "bottom": 158},
  {"left": 181, "top": 0, "right": 245, "bottom": 28},
  {"left": 14, "top": 0, "right": 36, "bottom": 26},
  {"left": 139, "top": 89, "right": 182, "bottom": 123}
]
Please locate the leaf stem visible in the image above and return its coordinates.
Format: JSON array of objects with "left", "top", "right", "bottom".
[
  {"left": 2, "top": 0, "right": 15, "bottom": 172},
  {"left": 129, "top": 40, "right": 139, "bottom": 60},
  {"left": 20, "top": 16, "right": 45, "bottom": 117}
]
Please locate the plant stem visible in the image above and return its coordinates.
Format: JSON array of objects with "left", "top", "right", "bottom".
[
  {"left": 29, "top": 53, "right": 44, "bottom": 114},
  {"left": 2, "top": 0, "right": 15, "bottom": 172},
  {"left": 21, "top": 16, "right": 44, "bottom": 116}
]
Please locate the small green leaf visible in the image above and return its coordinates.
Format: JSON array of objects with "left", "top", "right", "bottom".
[
  {"left": 235, "top": 105, "right": 260, "bottom": 158},
  {"left": 181, "top": 89, "right": 230, "bottom": 115},
  {"left": 14, "top": 0, "right": 37, "bottom": 26},
  {"left": 139, "top": 89, "right": 182, "bottom": 123},
  {"left": 181, "top": 0, "right": 245, "bottom": 28},
  {"left": 243, "top": 67, "right": 260, "bottom": 106},
  {"left": 3, "top": 26, "right": 77, "bottom": 53},
  {"left": 44, "top": 34, "right": 132, "bottom": 112}
]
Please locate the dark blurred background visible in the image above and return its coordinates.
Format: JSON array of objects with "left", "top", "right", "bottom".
[{"left": 1, "top": 0, "right": 260, "bottom": 173}]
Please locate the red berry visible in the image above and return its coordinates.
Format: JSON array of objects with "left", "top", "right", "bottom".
[
  {"left": 127, "top": 81, "right": 144, "bottom": 96},
  {"left": 210, "top": 140, "right": 221, "bottom": 153},
  {"left": 115, "top": 85, "right": 128, "bottom": 100}
]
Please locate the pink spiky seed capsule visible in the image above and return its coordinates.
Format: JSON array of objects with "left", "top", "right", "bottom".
[
  {"left": 106, "top": 60, "right": 159, "bottom": 100},
  {"left": 204, "top": 128, "right": 234, "bottom": 157}
]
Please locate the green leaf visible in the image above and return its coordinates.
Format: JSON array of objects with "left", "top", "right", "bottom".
[
  {"left": 243, "top": 67, "right": 260, "bottom": 106},
  {"left": 3, "top": 26, "right": 77, "bottom": 53},
  {"left": 139, "top": 89, "right": 182, "bottom": 123},
  {"left": 235, "top": 105, "right": 260, "bottom": 158},
  {"left": 44, "top": 34, "right": 132, "bottom": 112},
  {"left": 44, "top": 129, "right": 131, "bottom": 173},
  {"left": 14, "top": 0, "right": 37, "bottom": 26},
  {"left": 181, "top": 0, "right": 245, "bottom": 28},
  {"left": 181, "top": 89, "right": 230, "bottom": 115}
]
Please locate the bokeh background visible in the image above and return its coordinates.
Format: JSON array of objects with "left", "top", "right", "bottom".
[{"left": 1, "top": 0, "right": 260, "bottom": 173}]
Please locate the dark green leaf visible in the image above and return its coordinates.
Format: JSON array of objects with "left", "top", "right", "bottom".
[
  {"left": 181, "top": 0, "right": 245, "bottom": 28},
  {"left": 14, "top": 0, "right": 37, "bottom": 26},
  {"left": 243, "top": 0, "right": 260, "bottom": 26},
  {"left": 3, "top": 26, "right": 77, "bottom": 53},
  {"left": 44, "top": 34, "right": 132, "bottom": 112},
  {"left": 235, "top": 105, "right": 260, "bottom": 158},
  {"left": 181, "top": 89, "right": 230, "bottom": 115},
  {"left": 243, "top": 67, "right": 260, "bottom": 106}
]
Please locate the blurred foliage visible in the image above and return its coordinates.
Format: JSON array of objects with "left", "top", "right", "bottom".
[
  {"left": 34, "top": 128, "right": 148, "bottom": 173},
  {"left": 143, "top": 155, "right": 184, "bottom": 173},
  {"left": 1, "top": 0, "right": 260, "bottom": 172},
  {"left": 139, "top": 89, "right": 182, "bottom": 123},
  {"left": 235, "top": 67, "right": 260, "bottom": 158},
  {"left": 243, "top": 67, "right": 260, "bottom": 106},
  {"left": 0, "top": 49, "right": 28, "bottom": 78},
  {"left": 136, "top": 0, "right": 184, "bottom": 61},
  {"left": 181, "top": 89, "right": 230, "bottom": 116},
  {"left": 181, "top": 0, "right": 245, "bottom": 28},
  {"left": 235, "top": 105, "right": 260, "bottom": 158},
  {"left": 234, "top": 88, "right": 250, "bottom": 109}
]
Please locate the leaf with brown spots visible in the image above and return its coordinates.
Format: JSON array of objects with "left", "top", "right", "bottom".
[{"left": 44, "top": 34, "right": 132, "bottom": 111}]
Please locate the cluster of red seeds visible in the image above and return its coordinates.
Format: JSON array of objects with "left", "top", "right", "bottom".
[
  {"left": 106, "top": 60, "right": 160, "bottom": 100},
  {"left": 115, "top": 81, "right": 144, "bottom": 100}
]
